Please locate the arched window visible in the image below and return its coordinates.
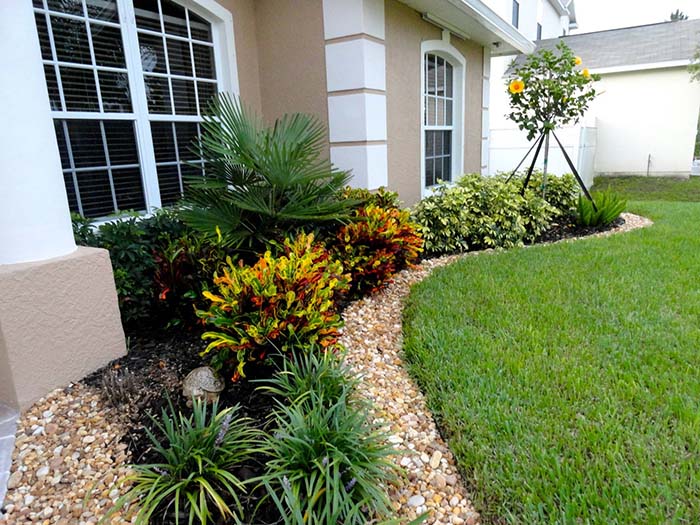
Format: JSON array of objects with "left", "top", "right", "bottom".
[
  {"left": 32, "top": 0, "right": 237, "bottom": 218},
  {"left": 421, "top": 39, "right": 465, "bottom": 195}
]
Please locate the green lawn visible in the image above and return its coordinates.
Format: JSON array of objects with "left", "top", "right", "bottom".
[
  {"left": 403, "top": 201, "right": 700, "bottom": 524},
  {"left": 592, "top": 176, "right": 700, "bottom": 202}
]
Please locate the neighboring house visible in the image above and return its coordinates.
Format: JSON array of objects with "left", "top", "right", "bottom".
[
  {"left": 489, "top": 19, "right": 700, "bottom": 183},
  {"left": 0, "top": 0, "right": 545, "bottom": 505}
]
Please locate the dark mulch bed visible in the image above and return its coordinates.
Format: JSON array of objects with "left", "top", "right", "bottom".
[
  {"left": 533, "top": 216, "right": 625, "bottom": 244},
  {"left": 83, "top": 330, "right": 281, "bottom": 524}
]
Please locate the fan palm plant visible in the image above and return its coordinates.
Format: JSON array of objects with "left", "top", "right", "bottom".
[{"left": 180, "top": 94, "right": 358, "bottom": 254}]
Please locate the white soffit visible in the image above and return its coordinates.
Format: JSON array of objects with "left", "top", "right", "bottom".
[{"left": 398, "top": 0, "right": 535, "bottom": 56}]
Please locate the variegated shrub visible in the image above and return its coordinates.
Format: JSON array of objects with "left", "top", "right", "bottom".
[
  {"left": 197, "top": 233, "right": 350, "bottom": 380},
  {"left": 330, "top": 204, "right": 423, "bottom": 298}
]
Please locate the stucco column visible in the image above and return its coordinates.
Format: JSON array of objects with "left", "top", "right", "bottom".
[
  {"left": 0, "top": 0, "right": 76, "bottom": 265},
  {"left": 323, "top": 0, "right": 388, "bottom": 190},
  {"left": 0, "top": 1, "right": 125, "bottom": 415}
]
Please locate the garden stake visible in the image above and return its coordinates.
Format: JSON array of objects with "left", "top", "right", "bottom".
[
  {"left": 520, "top": 132, "right": 546, "bottom": 196},
  {"left": 551, "top": 130, "right": 598, "bottom": 211},
  {"left": 505, "top": 131, "right": 544, "bottom": 183},
  {"left": 541, "top": 130, "right": 551, "bottom": 199}
]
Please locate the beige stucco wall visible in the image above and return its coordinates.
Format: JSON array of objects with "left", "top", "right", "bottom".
[
  {"left": 0, "top": 247, "right": 125, "bottom": 410},
  {"left": 214, "top": 0, "right": 329, "bottom": 152},
  {"left": 385, "top": 0, "right": 484, "bottom": 205},
  {"left": 253, "top": 0, "right": 330, "bottom": 151}
]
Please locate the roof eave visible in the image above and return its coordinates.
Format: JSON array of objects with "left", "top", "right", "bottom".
[{"left": 398, "top": 0, "right": 536, "bottom": 56}]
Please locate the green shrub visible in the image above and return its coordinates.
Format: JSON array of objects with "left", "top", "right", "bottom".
[
  {"left": 95, "top": 215, "right": 158, "bottom": 325},
  {"left": 576, "top": 190, "right": 626, "bottom": 227},
  {"left": 328, "top": 204, "right": 423, "bottom": 297},
  {"left": 260, "top": 390, "right": 397, "bottom": 525},
  {"left": 341, "top": 186, "right": 401, "bottom": 209},
  {"left": 181, "top": 94, "right": 359, "bottom": 253},
  {"left": 197, "top": 232, "right": 350, "bottom": 380},
  {"left": 152, "top": 233, "right": 228, "bottom": 328},
  {"left": 110, "top": 399, "right": 260, "bottom": 525},
  {"left": 412, "top": 174, "right": 556, "bottom": 255},
  {"left": 505, "top": 171, "right": 579, "bottom": 218},
  {"left": 71, "top": 213, "right": 97, "bottom": 246}
]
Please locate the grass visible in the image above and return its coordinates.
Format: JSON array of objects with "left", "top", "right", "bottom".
[
  {"left": 592, "top": 176, "right": 700, "bottom": 202},
  {"left": 403, "top": 201, "right": 700, "bottom": 524}
]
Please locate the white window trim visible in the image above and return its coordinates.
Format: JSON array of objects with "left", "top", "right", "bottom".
[
  {"left": 420, "top": 35, "right": 466, "bottom": 198},
  {"left": 39, "top": 0, "right": 239, "bottom": 217}
]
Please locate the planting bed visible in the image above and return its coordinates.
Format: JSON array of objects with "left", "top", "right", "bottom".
[{"left": 0, "top": 214, "right": 649, "bottom": 524}]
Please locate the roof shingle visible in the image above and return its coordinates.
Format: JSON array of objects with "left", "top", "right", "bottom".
[{"left": 509, "top": 19, "right": 700, "bottom": 72}]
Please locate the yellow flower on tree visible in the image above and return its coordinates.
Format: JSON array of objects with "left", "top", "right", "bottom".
[
  {"left": 509, "top": 79, "right": 525, "bottom": 94},
  {"left": 582, "top": 68, "right": 591, "bottom": 78},
  {"left": 574, "top": 56, "right": 582, "bottom": 66}
]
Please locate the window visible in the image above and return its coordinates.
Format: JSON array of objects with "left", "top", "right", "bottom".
[
  {"left": 537, "top": 23, "right": 543, "bottom": 40},
  {"left": 512, "top": 0, "right": 520, "bottom": 29},
  {"left": 33, "top": 0, "right": 223, "bottom": 218},
  {"left": 423, "top": 53, "right": 454, "bottom": 188}
]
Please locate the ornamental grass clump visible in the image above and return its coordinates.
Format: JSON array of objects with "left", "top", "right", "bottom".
[
  {"left": 329, "top": 204, "right": 423, "bottom": 297},
  {"left": 576, "top": 190, "right": 626, "bottom": 227},
  {"left": 197, "top": 232, "right": 350, "bottom": 380},
  {"left": 107, "top": 399, "right": 260, "bottom": 525},
  {"left": 259, "top": 370, "right": 398, "bottom": 525}
]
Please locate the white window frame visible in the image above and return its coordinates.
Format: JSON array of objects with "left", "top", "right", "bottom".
[
  {"left": 420, "top": 35, "right": 465, "bottom": 198},
  {"left": 35, "top": 0, "right": 239, "bottom": 217}
]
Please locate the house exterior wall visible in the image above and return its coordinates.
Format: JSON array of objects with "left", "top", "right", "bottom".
[
  {"left": 385, "top": 0, "right": 484, "bottom": 205},
  {"left": 591, "top": 67, "right": 700, "bottom": 177},
  {"left": 215, "top": 0, "right": 329, "bottom": 150},
  {"left": 216, "top": 0, "right": 262, "bottom": 113},
  {"left": 254, "top": 0, "right": 330, "bottom": 141}
]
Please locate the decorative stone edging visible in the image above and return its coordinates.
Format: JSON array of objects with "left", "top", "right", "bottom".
[
  {"left": 1, "top": 214, "right": 652, "bottom": 525},
  {"left": 339, "top": 213, "right": 652, "bottom": 525}
]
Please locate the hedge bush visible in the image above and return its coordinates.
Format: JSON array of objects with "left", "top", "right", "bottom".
[{"left": 413, "top": 174, "right": 556, "bottom": 255}]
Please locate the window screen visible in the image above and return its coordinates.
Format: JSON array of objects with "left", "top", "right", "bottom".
[{"left": 33, "top": 0, "right": 220, "bottom": 218}]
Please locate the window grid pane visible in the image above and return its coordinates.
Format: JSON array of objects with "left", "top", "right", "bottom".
[
  {"left": 424, "top": 53, "right": 454, "bottom": 187},
  {"left": 424, "top": 130, "right": 452, "bottom": 187},
  {"left": 151, "top": 121, "right": 205, "bottom": 206},
  {"left": 35, "top": 0, "right": 220, "bottom": 217},
  {"left": 55, "top": 119, "right": 145, "bottom": 218}
]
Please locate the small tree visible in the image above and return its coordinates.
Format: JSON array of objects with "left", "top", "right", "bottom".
[
  {"left": 506, "top": 41, "right": 600, "bottom": 141},
  {"left": 670, "top": 9, "right": 688, "bottom": 21},
  {"left": 690, "top": 45, "right": 700, "bottom": 83},
  {"left": 505, "top": 42, "right": 600, "bottom": 203}
]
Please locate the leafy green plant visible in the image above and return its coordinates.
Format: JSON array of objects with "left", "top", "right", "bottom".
[
  {"left": 109, "top": 399, "right": 260, "bottom": 525},
  {"left": 152, "top": 233, "right": 228, "bottom": 328},
  {"left": 340, "top": 186, "right": 401, "bottom": 210},
  {"left": 97, "top": 215, "right": 158, "bottom": 325},
  {"left": 506, "top": 171, "right": 579, "bottom": 218},
  {"left": 197, "top": 232, "right": 350, "bottom": 380},
  {"left": 412, "top": 174, "right": 556, "bottom": 255},
  {"left": 576, "top": 190, "right": 626, "bottom": 227},
  {"left": 507, "top": 41, "right": 600, "bottom": 140},
  {"left": 256, "top": 348, "right": 356, "bottom": 409},
  {"left": 181, "top": 94, "right": 359, "bottom": 254},
  {"left": 329, "top": 204, "right": 423, "bottom": 297},
  {"left": 260, "top": 389, "right": 398, "bottom": 525},
  {"left": 71, "top": 213, "right": 97, "bottom": 246}
]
